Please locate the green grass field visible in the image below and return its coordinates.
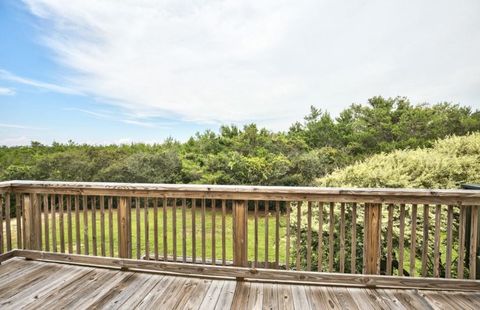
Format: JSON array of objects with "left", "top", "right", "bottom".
[
  {"left": 4, "top": 208, "right": 289, "bottom": 264},
  {"left": 3, "top": 206, "right": 463, "bottom": 276}
]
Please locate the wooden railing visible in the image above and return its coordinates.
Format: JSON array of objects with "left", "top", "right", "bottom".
[{"left": 1, "top": 180, "right": 479, "bottom": 290}]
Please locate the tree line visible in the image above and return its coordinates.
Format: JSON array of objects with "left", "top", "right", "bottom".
[{"left": 1, "top": 96, "right": 479, "bottom": 185}]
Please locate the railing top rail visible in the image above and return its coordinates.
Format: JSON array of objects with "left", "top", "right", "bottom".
[
  {"left": 2, "top": 180, "right": 480, "bottom": 205},
  {"left": 2, "top": 179, "right": 480, "bottom": 194}
]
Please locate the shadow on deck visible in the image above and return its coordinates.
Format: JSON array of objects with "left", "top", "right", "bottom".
[{"left": 0, "top": 258, "right": 479, "bottom": 309}]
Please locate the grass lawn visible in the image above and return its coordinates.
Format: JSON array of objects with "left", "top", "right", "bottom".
[{"left": 4, "top": 207, "right": 289, "bottom": 264}]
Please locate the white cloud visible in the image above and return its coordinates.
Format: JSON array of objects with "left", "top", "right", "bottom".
[
  {"left": 63, "top": 107, "right": 110, "bottom": 119},
  {"left": 63, "top": 107, "right": 171, "bottom": 128},
  {"left": 0, "top": 136, "right": 31, "bottom": 146},
  {"left": 0, "top": 87, "right": 15, "bottom": 96},
  {"left": 23, "top": 0, "right": 480, "bottom": 128},
  {"left": 0, "top": 123, "right": 45, "bottom": 130},
  {"left": 0, "top": 69, "right": 80, "bottom": 95}
]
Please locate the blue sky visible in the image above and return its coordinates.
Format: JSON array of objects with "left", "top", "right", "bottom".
[{"left": 1, "top": 0, "right": 480, "bottom": 146}]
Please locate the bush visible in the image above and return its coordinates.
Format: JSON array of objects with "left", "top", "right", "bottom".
[{"left": 316, "top": 133, "right": 480, "bottom": 189}]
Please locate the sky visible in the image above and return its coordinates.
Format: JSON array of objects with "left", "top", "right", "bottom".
[{"left": 1, "top": 0, "right": 480, "bottom": 146}]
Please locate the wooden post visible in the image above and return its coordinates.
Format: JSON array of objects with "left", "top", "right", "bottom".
[
  {"left": 233, "top": 200, "right": 248, "bottom": 268},
  {"left": 365, "top": 203, "right": 381, "bottom": 274},
  {"left": 118, "top": 197, "right": 131, "bottom": 259},
  {"left": 23, "top": 194, "right": 41, "bottom": 251}
]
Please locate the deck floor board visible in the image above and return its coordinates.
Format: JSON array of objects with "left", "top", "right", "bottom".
[{"left": 0, "top": 258, "right": 479, "bottom": 309}]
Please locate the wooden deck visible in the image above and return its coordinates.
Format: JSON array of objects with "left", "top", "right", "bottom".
[{"left": 0, "top": 258, "right": 479, "bottom": 309}]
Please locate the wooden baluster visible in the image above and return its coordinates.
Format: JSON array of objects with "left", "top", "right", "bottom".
[
  {"left": 265, "top": 201, "right": 270, "bottom": 268},
  {"left": 163, "top": 198, "right": 168, "bottom": 261},
  {"left": 469, "top": 205, "right": 478, "bottom": 279},
  {"left": 44, "top": 195, "right": 50, "bottom": 252},
  {"left": 286, "top": 201, "right": 291, "bottom": 270},
  {"left": 211, "top": 199, "right": 216, "bottom": 265},
  {"left": 22, "top": 194, "right": 30, "bottom": 250},
  {"left": 127, "top": 198, "right": 132, "bottom": 257},
  {"left": 15, "top": 193, "right": 22, "bottom": 249},
  {"left": 306, "top": 201, "right": 312, "bottom": 271},
  {"left": 182, "top": 198, "right": 186, "bottom": 263},
  {"left": 233, "top": 200, "right": 247, "bottom": 268},
  {"left": 386, "top": 203, "right": 393, "bottom": 275},
  {"left": 377, "top": 204, "right": 382, "bottom": 275},
  {"left": 275, "top": 201, "right": 280, "bottom": 269},
  {"left": 145, "top": 198, "right": 150, "bottom": 260},
  {"left": 51, "top": 194, "right": 57, "bottom": 252},
  {"left": 221, "top": 199, "right": 226, "bottom": 266},
  {"left": 82, "top": 195, "right": 88, "bottom": 255},
  {"left": 410, "top": 204, "right": 417, "bottom": 277},
  {"left": 116, "top": 197, "right": 121, "bottom": 256},
  {"left": 350, "top": 203, "right": 356, "bottom": 274},
  {"left": 458, "top": 206, "right": 466, "bottom": 279},
  {"left": 36, "top": 195, "right": 42, "bottom": 250},
  {"left": 22, "top": 194, "right": 41, "bottom": 250},
  {"left": 363, "top": 204, "right": 367, "bottom": 274},
  {"left": 91, "top": 196, "right": 96, "bottom": 256},
  {"left": 22, "top": 194, "right": 27, "bottom": 249},
  {"left": 5, "top": 193, "right": 11, "bottom": 251},
  {"left": 433, "top": 205, "right": 441, "bottom": 278},
  {"left": 108, "top": 197, "right": 114, "bottom": 257},
  {"left": 154, "top": 198, "right": 159, "bottom": 260},
  {"left": 329, "top": 202, "right": 334, "bottom": 273},
  {"left": 99, "top": 196, "right": 105, "bottom": 256},
  {"left": 192, "top": 199, "right": 196, "bottom": 263},
  {"left": 201, "top": 199, "right": 206, "bottom": 264},
  {"left": 398, "top": 204, "right": 405, "bottom": 276},
  {"left": 118, "top": 197, "right": 129, "bottom": 259},
  {"left": 421, "top": 204, "right": 429, "bottom": 277},
  {"left": 59, "top": 194, "right": 65, "bottom": 253},
  {"left": 296, "top": 201, "right": 301, "bottom": 270},
  {"left": 173, "top": 198, "right": 177, "bottom": 262},
  {"left": 365, "top": 203, "right": 381, "bottom": 274},
  {"left": 136, "top": 197, "right": 141, "bottom": 259},
  {"left": 318, "top": 202, "right": 324, "bottom": 272},
  {"left": 254, "top": 200, "right": 259, "bottom": 268},
  {"left": 75, "top": 196, "right": 81, "bottom": 254},
  {"left": 339, "top": 203, "right": 345, "bottom": 273},
  {"left": 445, "top": 205, "right": 453, "bottom": 278},
  {"left": 67, "top": 196, "right": 73, "bottom": 254}
]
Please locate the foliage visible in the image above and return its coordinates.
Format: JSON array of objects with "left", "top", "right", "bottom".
[
  {"left": 1, "top": 96, "right": 479, "bottom": 187},
  {"left": 317, "top": 133, "right": 480, "bottom": 189}
]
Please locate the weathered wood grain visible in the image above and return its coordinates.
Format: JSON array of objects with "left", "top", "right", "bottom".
[
  {"left": 469, "top": 205, "right": 478, "bottom": 280},
  {"left": 422, "top": 204, "right": 429, "bottom": 277},
  {"left": 233, "top": 200, "right": 247, "bottom": 267},
  {"left": 75, "top": 196, "right": 81, "bottom": 254},
  {"left": 307, "top": 201, "right": 312, "bottom": 271},
  {"left": 212, "top": 199, "right": 216, "bottom": 265},
  {"left": 340, "top": 202, "right": 345, "bottom": 273},
  {"left": 67, "top": 195, "right": 73, "bottom": 254},
  {"left": 275, "top": 201, "right": 280, "bottom": 269},
  {"left": 329, "top": 202, "right": 334, "bottom": 273},
  {"left": 5, "top": 193, "right": 11, "bottom": 251},
  {"left": 14, "top": 250, "right": 480, "bottom": 291},
  {"left": 446, "top": 205, "right": 453, "bottom": 278},
  {"left": 350, "top": 203, "right": 356, "bottom": 274},
  {"left": 145, "top": 197, "right": 150, "bottom": 260},
  {"left": 398, "top": 204, "right": 405, "bottom": 276},
  {"left": 286, "top": 201, "right": 291, "bottom": 270},
  {"left": 410, "top": 204, "right": 418, "bottom": 277},
  {"left": 266, "top": 200, "right": 270, "bottom": 268},
  {"left": 7, "top": 180, "right": 480, "bottom": 205},
  {"left": 365, "top": 203, "right": 381, "bottom": 274},
  {"left": 15, "top": 193, "right": 22, "bottom": 249},
  {"left": 118, "top": 197, "right": 129, "bottom": 259}
]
